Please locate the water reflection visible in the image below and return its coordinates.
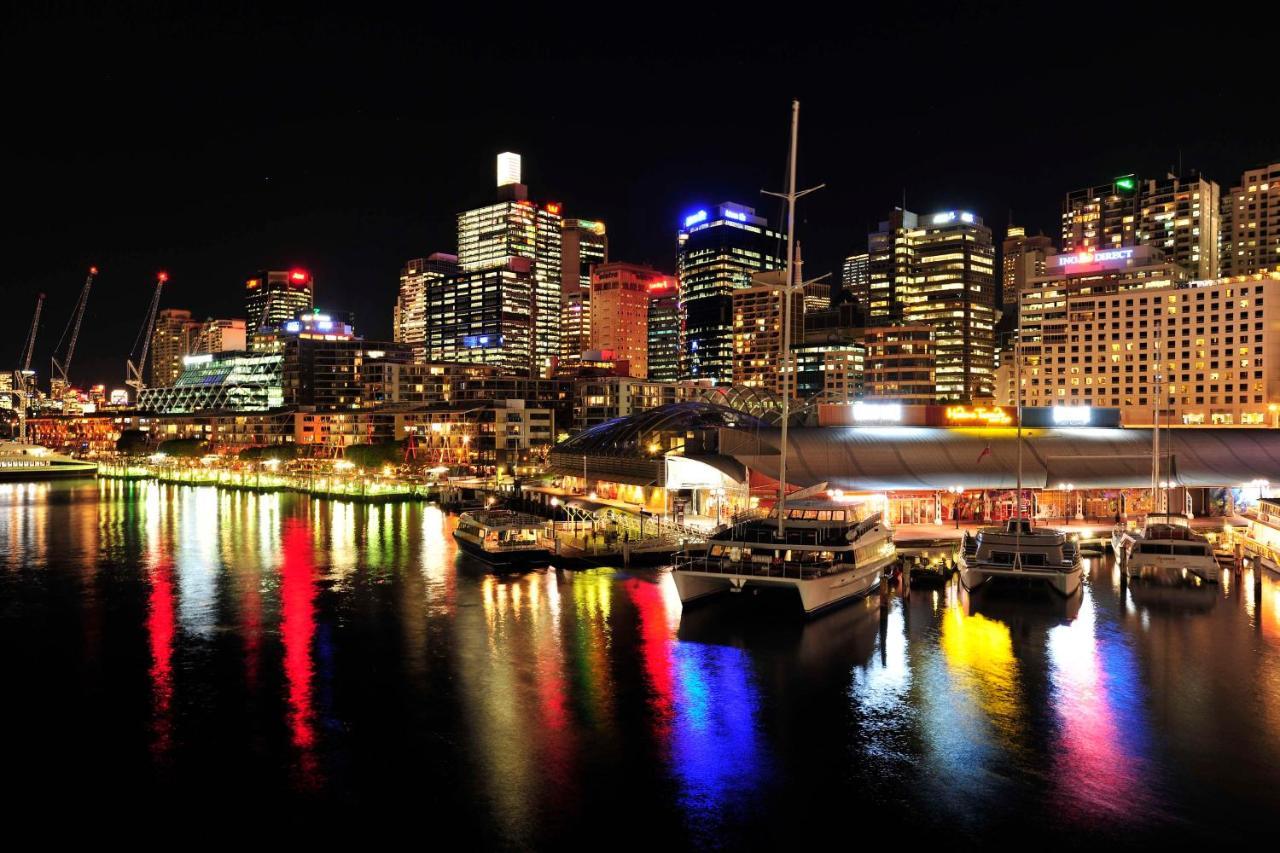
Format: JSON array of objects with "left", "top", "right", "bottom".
[{"left": 279, "top": 517, "right": 320, "bottom": 785}]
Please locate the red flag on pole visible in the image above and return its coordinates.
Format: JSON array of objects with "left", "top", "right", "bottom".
[{"left": 977, "top": 444, "right": 992, "bottom": 464}]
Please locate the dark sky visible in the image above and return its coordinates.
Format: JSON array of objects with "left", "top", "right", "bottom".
[{"left": 4, "top": 2, "right": 1275, "bottom": 389}]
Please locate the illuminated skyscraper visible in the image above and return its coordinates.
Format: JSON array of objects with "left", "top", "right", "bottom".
[
  {"left": 589, "top": 262, "right": 666, "bottom": 378},
  {"left": 866, "top": 209, "right": 916, "bottom": 324},
  {"left": 1001, "top": 225, "right": 1054, "bottom": 317},
  {"left": 245, "top": 269, "right": 314, "bottom": 333},
  {"left": 732, "top": 271, "right": 805, "bottom": 396},
  {"left": 560, "top": 218, "right": 608, "bottom": 365},
  {"left": 395, "top": 253, "right": 461, "bottom": 361},
  {"left": 150, "top": 308, "right": 196, "bottom": 388},
  {"left": 677, "top": 202, "right": 785, "bottom": 384},
  {"left": 1221, "top": 161, "right": 1280, "bottom": 277},
  {"left": 1062, "top": 173, "right": 1219, "bottom": 278},
  {"left": 842, "top": 251, "right": 869, "bottom": 309},
  {"left": 646, "top": 276, "right": 680, "bottom": 382},
  {"left": 456, "top": 153, "right": 562, "bottom": 376}
]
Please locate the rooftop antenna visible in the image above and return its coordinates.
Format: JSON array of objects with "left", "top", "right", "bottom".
[{"left": 762, "top": 99, "right": 824, "bottom": 536}]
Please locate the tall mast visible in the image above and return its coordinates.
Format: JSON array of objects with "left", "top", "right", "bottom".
[
  {"left": 777, "top": 100, "right": 799, "bottom": 536},
  {"left": 1016, "top": 333, "right": 1023, "bottom": 546}
]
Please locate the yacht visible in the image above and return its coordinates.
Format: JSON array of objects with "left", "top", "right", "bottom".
[
  {"left": 959, "top": 518, "right": 1084, "bottom": 596},
  {"left": 0, "top": 442, "right": 97, "bottom": 480},
  {"left": 453, "top": 510, "right": 552, "bottom": 566},
  {"left": 1120, "top": 516, "right": 1219, "bottom": 583},
  {"left": 673, "top": 497, "right": 896, "bottom": 615}
]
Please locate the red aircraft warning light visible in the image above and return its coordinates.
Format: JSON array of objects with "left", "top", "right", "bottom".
[
  {"left": 289, "top": 269, "right": 310, "bottom": 284},
  {"left": 89, "top": 266, "right": 99, "bottom": 275},
  {"left": 158, "top": 271, "right": 169, "bottom": 283}
]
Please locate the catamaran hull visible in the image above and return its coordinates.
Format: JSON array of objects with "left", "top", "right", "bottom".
[
  {"left": 1124, "top": 557, "right": 1219, "bottom": 584},
  {"left": 672, "top": 557, "right": 889, "bottom": 616},
  {"left": 960, "top": 562, "right": 1083, "bottom": 597}
]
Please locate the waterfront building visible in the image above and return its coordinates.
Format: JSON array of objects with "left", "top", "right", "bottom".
[
  {"left": 1221, "top": 161, "right": 1280, "bottom": 277},
  {"left": 279, "top": 314, "right": 412, "bottom": 410},
  {"left": 731, "top": 271, "right": 805, "bottom": 396},
  {"left": 245, "top": 269, "right": 314, "bottom": 335},
  {"left": 1017, "top": 259, "right": 1280, "bottom": 425},
  {"left": 863, "top": 325, "right": 936, "bottom": 404},
  {"left": 646, "top": 276, "right": 680, "bottom": 382},
  {"left": 457, "top": 153, "right": 562, "bottom": 376},
  {"left": 1063, "top": 174, "right": 1219, "bottom": 279},
  {"left": 572, "top": 376, "right": 698, "bottom": 430},
  {"left": 1002, "top": 226, "right": 1054, "bottom": 320},
  {"left": 559, "top": 218, "right": 608, "bottom": 367},
  {"left": 677, "top": 202, "right": 785, "bottom": 384},
  {"left": 590, "top": 262, "right": 667, "bottom": 378},
  {"left": 842, "top": 252, "right": 869, "bottom": 311},
  {"left": 138, "top": 351, "right": 285, "bottom": 414},
  {"left": 396, "top": 400, "right": 555, "bottom": 474},
  {"left": 150, "top": 309, "right": 197, "bottom": 388},
  {"left": 395, "top": 253, "right": 460, "bottom": 362}
]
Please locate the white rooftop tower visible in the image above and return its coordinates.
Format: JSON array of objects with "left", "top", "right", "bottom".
[{"left": 497, "top": 152, "right": 522, "bottom": 187}]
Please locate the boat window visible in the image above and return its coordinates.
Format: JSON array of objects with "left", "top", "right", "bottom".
[
  {"left": 990, "top": 551, "right": 1016, "bottom": 565},
  {"left": 816, "top": 511, "right": 831, "bottom": 521},
  {"left": 710, "top": 545, "right": 724, "bottom": 557},
  {"left": 1172, "top": 544, "right": 1210, "bottom": 556}
]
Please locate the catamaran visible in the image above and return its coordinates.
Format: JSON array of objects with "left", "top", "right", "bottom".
[
  {"left": 958, "top": 339, "right": 1083, "bottom": 597},
  {"left": 0, "top": 442, "right": 97, "bottom": 480},
  {"left": 453, "top": 510, "right": 552, "bottom": 566}
]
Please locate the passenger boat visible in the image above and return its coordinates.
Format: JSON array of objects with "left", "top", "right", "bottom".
[
  {"left": 1120, "top": 514, "right": 1219, "bottom": 583},
  {"left": 959, "top": 518, "right": 1084, "bottom": 596},
  {"left": 0, "top": 442, "right": 97, "bottom": 480},
  {"left": 673, "top": 497, "right": 896, "bottom": 615},
  {"left": 452, "top": 510, "right": 552, "bottom": 566}
]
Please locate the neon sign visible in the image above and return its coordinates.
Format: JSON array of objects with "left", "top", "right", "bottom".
[
  {"left": 932, "top": 211, "right": 976, "bottom": 225},
  {"left": 684, "top": 210, "right": 708, "bottom": 228},
  {"left": 724, "top": 209, "right": 747, "bottom": 222},
  {"left": 945, "top": 405, "right": 1013, "bottom": 426},
  {"left": 851, "top": 402, "right": 903, "bottom": 423},
  {"left": 1055, "top": 248, "right": 1134, "bottom": 268}
]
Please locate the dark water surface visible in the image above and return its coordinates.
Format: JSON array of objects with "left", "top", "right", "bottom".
[{"left": 3, "top": 480, "right": 1279, "bottom": 847}]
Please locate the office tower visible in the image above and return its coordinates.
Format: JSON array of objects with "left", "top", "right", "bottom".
[
  {"left": 277, "top": 312, "right": 412, "bottom": 410},
  {"left": 425, "top": 262, "right": 536, "bottom": 375},
  {"left": 189, "top": 319, "right": 247, "bottom": 355},
  {"left": 677, "top": 202, "right": 785, "bottom": 384},
  {"left": 1001, "top": 225, "right": 1054, "bottom": 317},
  {"left": 865, "top": 209, "right": 917, "bottom": 324},
  {"left": 794, "top": 343, "right": 864, "bottom": 401},
  {"left": 559, "top": 218, "right": 608, "bottom": 365},
  {"left": 904, "top": 211, "right": 997, "bottom": 400},
  {"left": 457, "top": 153, "right": 562, "bottom": 376},
  {"left": 731, "top": 271, "right": 805, "bottom": 396},
  {"left": 863, "top": 325, "right": 936, "bottom": 404},
  {"left": 150, "top": 308, "right": 196, "bottom": 388},
  {"left": 842, "top": 251, "right": 869, "bottom": 310},
  {"left": 646, "top": 276, "right": 680, "bottom": 382},
  {"left": 395, "top": 253, "right": 461, "bottom": 361},
  {"left": 245, "top": 269, "right": 314, "bottom": 333},
  {"left": 1222, "top": 161, "right": 1280, "bottom": 277},
  {"left": 589, "top": 262, "right": 666, "bottom": 378},
  {"left": 1063, "top": 173, "right": 1219, "bottom": 278}
]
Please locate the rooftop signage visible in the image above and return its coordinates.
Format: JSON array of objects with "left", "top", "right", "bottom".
[
  {"left": 944, "top": 405, "right": 1013, "bottom": 427},
  {"left": 1053, "top": 247, "right": 1136, "bottom": 271}
]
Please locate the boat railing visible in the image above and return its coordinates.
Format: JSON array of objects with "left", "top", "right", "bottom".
[{"left": 674, "top": 554, "right": 845, "bottom": 581}]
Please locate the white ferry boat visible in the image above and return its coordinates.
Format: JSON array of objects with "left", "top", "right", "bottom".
[
  {"left": 452, "top": 510, "right": 552, "bottom": 566},
  {"left": 0, "top": 442, "right": 97, "bottom": 480},
  {"left": 960, "top": 518, "right": 1084, "bottom": 597},
  {"left": 673, "top": 498, "right": 896, "bottom": 615}
]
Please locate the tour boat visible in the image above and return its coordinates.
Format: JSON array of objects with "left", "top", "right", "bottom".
[
  {"left": 673, "top": 497, "right": 896, "bottom": 615},
  {"left": 0, "top": 442, "right": 97, "bottom": 480},
  {"left": 453, "top": 510, "right": 552, "bottom": 566},
  {"left": 1120, "top": 516, "right": 1219, "bottom": 583},
  {"left": 959, "top": 518, "right": 1084, "bottom": 596}
]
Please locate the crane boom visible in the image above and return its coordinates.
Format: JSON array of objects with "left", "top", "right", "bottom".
[
  {"left": 126, "top": 272, "right": 168, "bottom": 397},
  {"left": 10, "top": 292, "right": 45, "bottom": 443},
  {"left": 20, "top": 292, "right": 45, "bottom": 373},
  {"left": 51, "top": 266, "right": 97, "bottom": 392}
]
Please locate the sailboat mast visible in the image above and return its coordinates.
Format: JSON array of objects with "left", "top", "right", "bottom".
[
  {"left": 1016, "top": 334, "right": 1023, "bottom": 544},
  {"left": 777, "top": 99, "right": 799, "bottom": 537}
]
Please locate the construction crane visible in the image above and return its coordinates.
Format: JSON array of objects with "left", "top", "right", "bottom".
[
  {"left": 10, "top": 292, "right": 45, "bottom": 442},
  {"left": 126, "top": 272, "right": 168, "bottom": 399},
  {"left": 50, "top": 266, "right": 97, "bottom": 399}
]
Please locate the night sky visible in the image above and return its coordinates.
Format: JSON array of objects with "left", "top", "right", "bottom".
[{"left": 4, "top": 2, "right": 1275, "bottom": 389}]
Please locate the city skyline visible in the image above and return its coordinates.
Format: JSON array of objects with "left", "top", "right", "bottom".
[{"left": 5, "top": 6, "right": 1275, "bottom": 389}]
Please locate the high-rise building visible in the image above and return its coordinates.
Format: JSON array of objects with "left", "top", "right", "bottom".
[
  {"left": 866, "top": 209, "right": 917, "bottom": 324},
  {"left": 903, "top": 211, "right": 997, "bottom": 400},
  {"left": 1221, "top": 161, "right": 1280, "bottom": 277},
  {"left": 842, "top": 252, "right": 869, "bottom": 310},
  {"left": 677, "top": 202, "right": 785, "bottom": 384},
  {"left": 190, "top": 319, "right": 247, "bottom": 355},
  {"left": 589, "top": 262, "right": 666, "bottom": 379},
  {"left": 395, "top": 253, "right": 461, "bottom": 361},
  {"left": 863, "top": 325, "right": 936, "bottom": 405},
  {"left": 1001, "top": 225, "right": 1055, "bottom": 318},
  {"left": 794, "top": 343, "right": 864, "bottom": 401},
  {"left": 245, "top": 269, "right": 314, "bottom": 334},
  {"left": 731, "top": 271, "right": 805, "bottom": 396},
  {"left": 559, "top": 218, "right": 608, "bottom": 366},
  {"left": 424, "top": 262, "right": 536, "bottom": 375},
  {"left": 457, "top": 153, "right": 562, "bottom": 376},
  {"left": 1062, "top": 173, "right": 1219, "bottom": 279},
  {"left": 646, "top": 276, "right": 680, "bottom": 383},
  {"left": 150, "top": 309, "right": 196, "bottom": 388}
]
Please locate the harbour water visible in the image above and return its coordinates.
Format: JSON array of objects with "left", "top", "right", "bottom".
[{"left": 3, "top": 479, "right": 1280, "bottom": 846}]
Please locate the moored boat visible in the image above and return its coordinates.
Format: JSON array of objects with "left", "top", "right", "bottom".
[
  {"left": 0, "top": 442, "right": 97, "bottom": 480},
  {"left": 453, "top": 510, "right": 552, "bottom": 566},
  {"left": 959, "top": 518, "right": 1084, "bottom": 596}
]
